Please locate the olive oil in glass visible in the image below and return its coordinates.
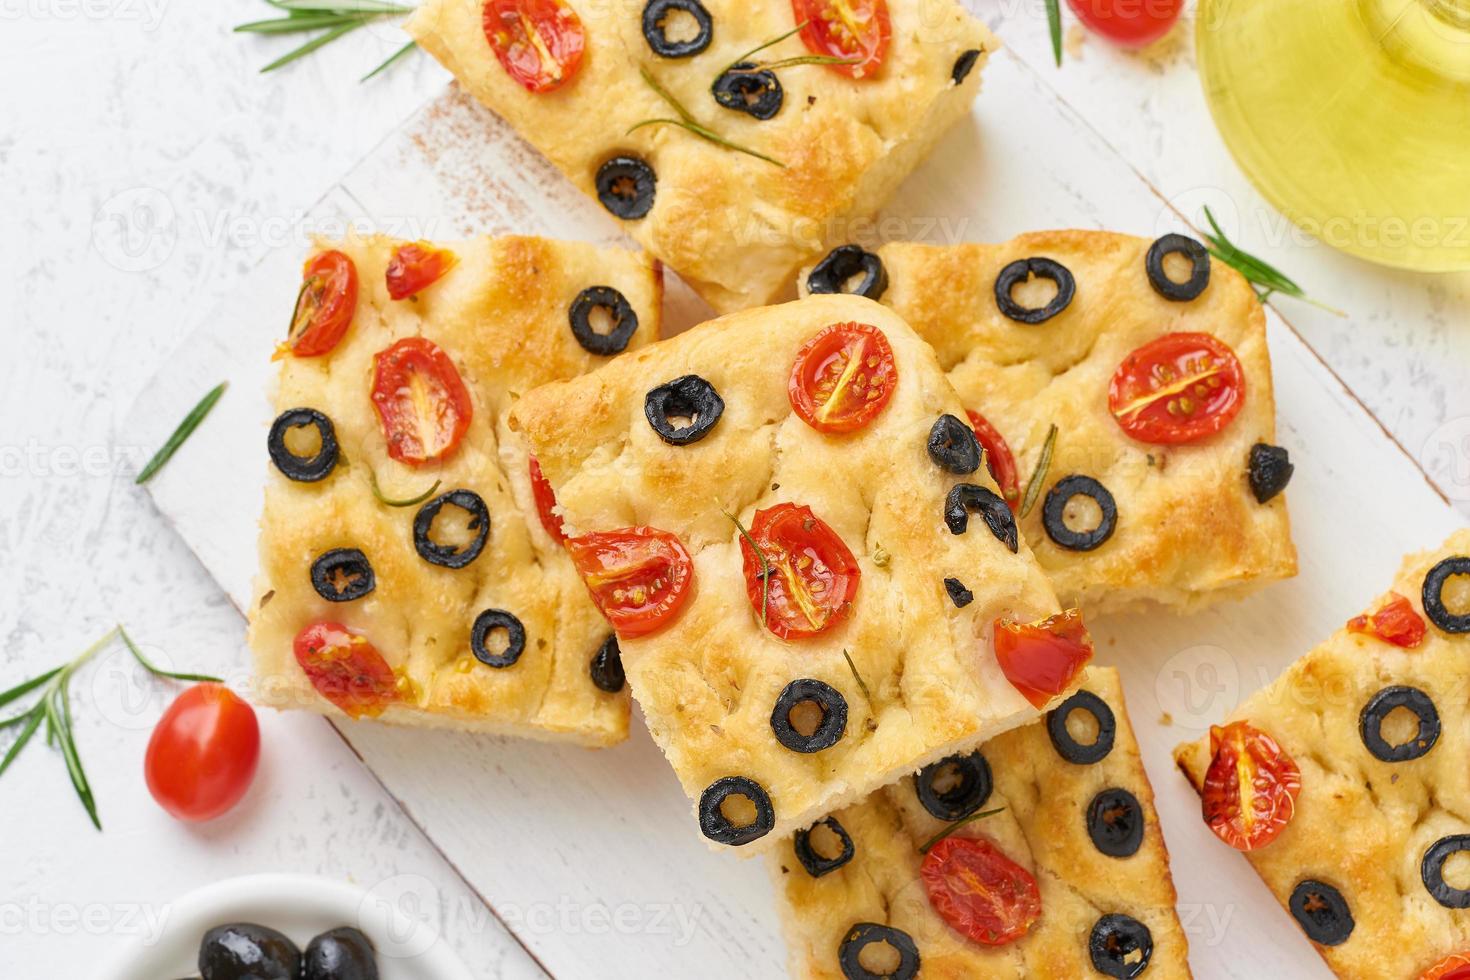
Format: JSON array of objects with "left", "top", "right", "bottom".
[{"left": 1196, "top": 0, "right": 1470, "bottom": 271}]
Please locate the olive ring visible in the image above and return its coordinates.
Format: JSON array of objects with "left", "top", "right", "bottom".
[
  {"left": 793, "top": 816, "right": 855, "bottom": 878},
  {"left": 309, "top": 548, "right": 375, "bottom": 603},
  {"left": 914, "top": 751, "right": 992, "bottom": 821},
  {"left": 596, "top": 155, "right": 657, "bottom": 220},
  {"left": 838, "top": 923, "right": 920, "bottom": 980},
  {"left": 644, "top": 374, "right": 725, "bottom": 446},
  {"left": 1423, "top": 835, "right": 1470, "bottom": 908},
  {"left": 697, "top": 776, "right": 775, "bottom": 846},
  {"left": 712, "top": 62, "right": 783, "bottom": 120},
  {"left": 1146, "top": 233, "right": 1211, "bottom": 302},
  {"left": 470, "top": 609, "right": 526, "bottom": 668},
  {"left": 807, "top": 244, "right": 888, "bottom": 301},
  {"left": 1043, "top": 475, "right": 1117, "bottom": 552},
  {"left": 1289, "top": 879, "right": 1355, "bottom": 944},
  {"left": 944, "top": 483, "right": 1018, "bottom": 553},
  {"left": 1047, "top": 689, "right": 1116, "bottom": 765},
  {"left": 569, "top": 286, "right": 639, "bottom": 356},
  {"left": 641, "top": 0, "right": 712, "bottom": 58},
  {"left": 413, "top": 489, "right": 490, "bottom": 569},
  {"left": 1423, "top": 556, "right": 1470, "bottom": 634},
  {"left": 994, "top": 257, "right": 1076, "bottom": 324},
  {"left": 927, "top": 414, "right": 982, "bottom": 475},
  {"left": 1089, "top": 914, "right": 1154, "bottom": 979},
  {"left": 1087, "top": 787, "right": 1145, "bottom": 859},
  {"left": 1359, "top": 685, "right": 1440, "bottom": 762},
  {"left": 267, "top": 407, "right": 339, "bottom": 483},
  {"left": 770, "top": 678, "right": 848, "bottom": 753}
]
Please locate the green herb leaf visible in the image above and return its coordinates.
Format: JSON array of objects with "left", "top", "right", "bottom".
[
  {"left": 362, "top": 39, "right": 417, "bottom": 81},
  {"left": 634, "top": 67, "right": 786, "bottom": 168},
  {"left": 235, "top": 13, "right": 365, "bottom": 33},
  {"left": 918, "top": 806, "right": 1006, "bottom": 854},
  {"left": 135, "top": 382, "right": 227, "bottom": 484},
  {"left": 0, "top": 711, "right": 42, "bottom": 779},
  {"left": 724, "top": 20, "right": 808, "bottom": 72},
  {"left": 1200, "top": 207, "right": 1345, "bottom": 316},
  {"left": 723, "top": 508, "right": 770, "bottom": 627},
  {"left": 48, "top": 682, "right": 100, "bottom": 829},
  {"left": 842, "top": 649, "right": 875, "bottom": 712},
  {"left": 118, "top": 626, "right": 222, "bottom": 684},
  {"left": 1045, "top": 0, "right": 1063, "bottom": 66},
  {"left": 259, "top": 19, "right": 365, "bottom": 73},
  {"left": 0, "top": 667, "right": 61, "bottom": 711},
  {"left": 1018, "top": 423, "right": 1058, "bottom": 520},
  {"left": 272, "top": 0, "right": 414, "bottom": 13},
  {"left": 738, "top": 55, "right": 857, "bottom": 71},
  {"left": 369, "top": 468, "right": 442, "bottom": 508}
]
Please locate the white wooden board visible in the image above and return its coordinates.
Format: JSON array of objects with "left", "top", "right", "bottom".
[{"left": 123, "top": 45, "right": 1466, "bottom": 979}]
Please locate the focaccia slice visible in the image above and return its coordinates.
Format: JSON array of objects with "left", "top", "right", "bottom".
[
  {"left": 1175, "top": 530, "right": 1470, "bottom": 978},
  {"left": 774, "top": 666, "right": 1189, "bottom": 979},
  {"left": 248, "top": 233, "right": 661, "bottom": 745},
  {"left": 406, "top": 0, "right": 994, "bottom": 315},
  {"left": 799, "top": 231, "right": 1297, "bottom": 615},
  {"left": 508, "top": 294, "right": 1092, "bottom": 850}
]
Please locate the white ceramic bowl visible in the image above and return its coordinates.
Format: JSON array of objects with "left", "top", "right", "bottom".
[{"left": 97, "top": 873, "right": 473, "bottom": 980}]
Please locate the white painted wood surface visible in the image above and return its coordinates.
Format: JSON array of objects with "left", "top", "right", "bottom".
[{"left": 118, "top": 39, "right": 1470, "bottom": 979}]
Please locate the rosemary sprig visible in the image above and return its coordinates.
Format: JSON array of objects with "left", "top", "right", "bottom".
[
  {"left": 1045, "top": 0, "right": 1063, "bottom": 67},
  {"left": 633, "top": 67, "right": 785, "bottom": 168},
  {"left": 363, "top": 40, "right": 418, "bottom": 81},
  {"left": 369, "top": 468, "right": 442, "bottom": 507},
  {"left": 0, "top": 627, "right": 220, "bottom": 828},
  {"left": 236, "top": 0, "right": 419, "bottom": 79},
  {"left": 726, "top": 21, "right": 809, "bottom": 70},
  {"left": 842, "top": 649, "right": 874, "bottom": 712},
  {"left": 723, "top": 507, "right": 770, "bottom": 627},
  {"left": 1200, "top": 207, "right": 1345, "bottom": 315},
  {"left": 135, "top": 381, "right": 227, "bottom": 484},
  {"left": 1018, "top": 424, "right": 1058, "bottom": 519},
  {"left": 918, "top": 806, "right": 1006, "bottom": 854}
]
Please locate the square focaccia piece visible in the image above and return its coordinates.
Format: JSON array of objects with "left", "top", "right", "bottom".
[
  {"left": 405, "top": 0, "right": 994, "bottom": 315},
  {"left": 773, "top": 666, "right": 1189, "bottom": 979},
  {"left": 247, "top": 233, "right": 661, "bottom": 745},
  {"left": 1174, "top": 531, "right": 1470, "bottom": 978},
  {"left": 799, "top": 231, "right": 1297, "bottom": 615},
  {"left": 507, "top": 293, "right": 1094, "bottom": 850}
]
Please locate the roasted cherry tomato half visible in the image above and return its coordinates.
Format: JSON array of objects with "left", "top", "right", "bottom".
[
  {"left": 1067, "top": 0, "right": 1183, "bottom": 48},
  {"left": 788, "top": 322, "right": 897, "bottom": 434},
  {"left": 386, "top": 241, "right": 457, "bottom": 300},
  {"left": 528, "top": 455, "right": 566, "bottom": 544},
  {"left": 1201, "top": 720, "right": 1301, "bottom": 851},
  {"left": 739, "top": 502, "right": 860, "bottom": 640},
  {"left": 144, "top": 683, "right": 260, "bottom": 823},
  {"left": 370, "top": 337, "right": 473, "bottom": 466},
  {"left": 993, "top": 609, "right": 1093, "bottom": 709},
  {"left": 792, "top": 0, "right": 891, "bottom": 79},
  {"left": 483, "top": 0, "right": 586, "bottom": 93},
  {"left": 567, "top": 527, "right": 694, "bottom": 638},
  {"left": 1108, "top": 332, "right": 1245, "bottom": 445},
  {"left": 1420, "top": 952, "right": 1470, "bottom": 980},
  {"left": 967, "top": 410, "right": 1020, "bottom": 510},
  {"left": 921, "top": 836, "right": 1042, "bottom": 946},
  {"left": 1347, "top": 592, "right": 1427, "bottom": 649},
  {"left": 284, "top": 250, "right": 358, "bottom": 358},
  {"left": 293, "top": 622, "right": 401, "bottom": 719}
]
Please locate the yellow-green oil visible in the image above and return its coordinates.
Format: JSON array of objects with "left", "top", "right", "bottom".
[{"left": 1197, "top": 0, "right": 1470, "bottom": 271}]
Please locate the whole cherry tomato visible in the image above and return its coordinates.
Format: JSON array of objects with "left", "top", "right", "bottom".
[
  {"left": 144, "top": 683, "right": 260, "bottom": 822},
  {"left": 1066, "top": 0, "right": 1184, "bottom": 48}
]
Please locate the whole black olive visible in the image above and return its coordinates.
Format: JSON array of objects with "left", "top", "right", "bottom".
[
  {"left": 1248, "top": 443, "right": 1293, "bottom": 504},
  {"left": 712, "top": 62, "right": 782, "bottom": 120},
  {"left": 1145, "top": 233, "right": 1211, "bottom": 301},
  {"left": 806, "top": 244, "right": 888, "bottom": 301},
  {"left": 943, "top": 483, "right": 1018, "bottom": 553},
  {"left": 1042, "top": 475, "right": 1117, "bottom": 552},
  {"left": 199, "top": 922, "right": 301, "bottom": 980},
  {"left": 590, "top": 634, "right": 625, "bottom": 693},
  {"left": 1289, "top": 879, "right": 1355, "bottom": 944},
  {"left": 569, "top": 286, "right": 639, "bottom": 356},
  {"left": 994, "top": 257, "right": 1075, "bottom": 324},
  {"left": 596, "top": 156, "right": 656, "bottom": 220},
  {"left": 951, "top": 48, "right": 981, "bottom": 84},
  {"left": 303, "top": 926, "right": 379, "bottom": 980}
]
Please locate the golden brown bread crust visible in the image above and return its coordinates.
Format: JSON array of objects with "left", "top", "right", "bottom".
[
  {"left": 508, "top": 294, "right": 1076, "bottom": 849},
  {"left": 800, "top": 231, "right": 1297, "bottom": 615},
  {"left": 406, "top": 0, "right": 994, "bottom": 314},
  {"left": 773, "top": 666, "right": 1190, "bottom": 978},
  {"left": 248, "top": 234, "right": 661, "bottom": 745},
  {"left": 1174, "top": 530, "right": 1470, "bottom": 979}
]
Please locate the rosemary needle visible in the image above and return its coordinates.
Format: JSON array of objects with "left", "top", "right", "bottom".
[
  {"left": 135, "top": 381, "right": 227, "bottom": 484},
  {"left": 1045, "top": 0, "right": 1063, "bottom": 67},
  {"left": 918, "top": 807, "right": 1007, "bottom": 854},
  {"left": 1201, "top": 207, "right": 1345, "bottom": 316},
  {"left": 1018, "top": 424, "right": 1058, "bottom": 519}
]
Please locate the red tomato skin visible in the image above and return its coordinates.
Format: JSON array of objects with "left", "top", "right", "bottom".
[
  {"left": 144, "top": 683, "right": 260, "bottom": 823},
  {"left": 482, "top": 0, "right": 586, "bottom": 93},
  {"left": 370, "top": 337, "right": 474, "bottom": 466},
  {"left": 293, "top": 622, "right": 401, "bottom": 719},
  {"left": 385, "top": 242, "right": 457, "bottom": 300},
  {"left": 921, "top": 837, "right": 1042, "bottom": 946},
  {"left": 788, "top": 322, "right": 898, "bottom": 434},
  {"left": 992, "top": 609, "right": 1094, "bottom": 708},
  {"left": 1201, "top": 720, "right": 1302, "bottom": 851},
  {"left": 528, "top": 456, "right": 567, "bottom": 543},
  {"left": 566, "top": 527, "right": 695, "bottom": 638},
  {"left": 1067, "top": 0, "right": 1183, "bottom": 48},
  {"left": 739, "top": 502, "right": 861, "bottom": 640},
  {"left": 1420, "top": 953, "right": 1470, "bottom": 980},
  {"left": 792, "top": 0, "right": 892, "bottom": 78},
  {"left": 286, "top": 251, "right": 358, "bottom": 358},
  {"left": 967, "top": 410, "right": 1021, "bottom": 510},
  {"left": 1346, "top": 592, "right": 1427, "bottom": 649},
  {"left": 1108, "top": 332, "right": 1246, "bottom": 445}
]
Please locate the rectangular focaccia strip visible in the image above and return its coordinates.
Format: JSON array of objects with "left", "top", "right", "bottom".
[
  {"left": 508, "top": 293, "right": 1092, "bottom": 850},
  {"left": 773, "top": 666, "right": 1189, "bottom": 979},
  {"left": 406, "top": 0, "right": 994, "bottom": 315},
  {"left": 1174, "top": 530, "right": 1470, "bottom": 978},
  {"left": 799, "top": 231, "right": 1297, "bottom": 615},
  {"left": 248, "top": 233, "right": 661, "bottom": 745}
]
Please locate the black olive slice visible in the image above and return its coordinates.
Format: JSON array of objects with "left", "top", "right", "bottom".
[
  {"left": 1087, "top": 787, "right": 1144, "bottom": 858},
  {"left": 1423, "top": 835, "right": 1470, "bottom": 908},
  {"left": 771, "top": 678, "right": 848, "bottom": 753},
  {"left": 413, "top": 489, "right": 490, "bottom": 569},
  {"left": 309, "top": 548, "right": 375, "bottom": 603},
  {"left": 713, "top": 62, "right": 783, "bottom": 120},
  {"left": 1248, "top": 443, "right": 1294, "bottom": 504},
  {"left": 994, "top": 257, "right": 1076, "bottom": 324},
  {"left": 569, "top": 286, "right": 639, "bottom": 356},
  {"left": 807, "top": 244, "right": 889, "bottom": 301},
  {"left": 644, "top": 374, "right": 724, "bottom": 445},
  {"left": 641, "top": 0, "right": 712, "bottom": 58},
  {"left": 470, "top": 609, "right": 526, "bottom": 668},
  {"left": 915, "top": 750, "right": 992, "bottom": 821},
  {"left": 1043, "top": 475, "right": 1117, "bottom": 552},
  {"left": 793, "top": 816, "right": 855, "bottom": 878},
  {"left": 951, "top": 48, "right": 981, "bottom": 84},
  {"left": 1289, "top": 879, "right": 1355, "bottom": 944},
  {"left": 1146, "top": 233, "right": 1211, "bottom": 302},
  {"left": 698, "top": 776, "right": 775, "bottom": 846},
  {"left": 1359, "top": 685, "right": 1439, "bottom": 762},
  {"left": 596, "top": 155, "right": 656, "bottom": 220},
  {"left": 927, "top": 414, "right": 982, "bottom": 474},
  {"left": 590, "top": 634, "right": 625, "bottom": 692},
  {"left": 1088, "top": 914, "right": 1154, "bottom": 978},
  {"left": 838, "top": 922, "right": 920, "bottom": 980},
  {"left": 268, "top": 408, "right": 339, "bottom": 482},
  {"left": 1048, "top": 689, "right": 1117, "bottom": 765},
  {"left": 943, "top": 577, "right": 974, "bottom": 608},
  {"left": 302, "top": 926, "right": 376, "bottom": 980},
  {"left": 199, "top": 923, "right": 301, "bottom": 980},
  {"left": 1423, "top": 556, "right": 1470, "bottom": 634},
  {"left": 943, "top": 483, "right": 1018, "bottom": 553}
]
